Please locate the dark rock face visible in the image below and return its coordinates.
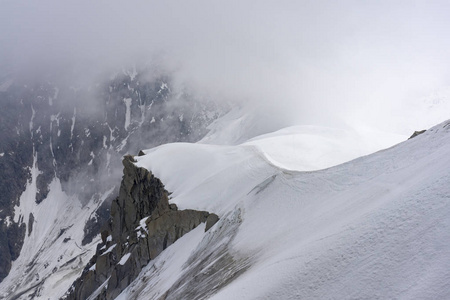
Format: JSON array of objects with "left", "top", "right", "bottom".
[
  {"left": 0, "top": 69, "right": 224, "bottom": 283},
  {"left": 409, "top": 130, "right": 426, "bottom": 139},
  {"left": 64, "top": 155, "right": 218, "bottom": 300}
]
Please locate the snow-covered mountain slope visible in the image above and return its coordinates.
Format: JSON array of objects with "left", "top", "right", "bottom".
[
  {"left": 0, "top": 69, "right": 225, "bottom": 298},
  {"left": 119, "top": 119, "right": 450, "bottom": 299},
  {"left": 0, "top": 162, "right": 107, "bottom": 299},
  {"left": 243, "top": 125, "right": 405, "bottom": 171},
  {"left": 200, "top": 106, "right": 406, "bottom": 171}
]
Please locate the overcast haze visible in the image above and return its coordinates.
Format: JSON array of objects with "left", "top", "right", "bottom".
[{"left": 1, "top": 1, "right": 450, "bottom": 134}]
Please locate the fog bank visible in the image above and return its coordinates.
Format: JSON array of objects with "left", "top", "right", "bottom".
[{"left": 1, "top": 1, "right": 450, "bottom": 133}]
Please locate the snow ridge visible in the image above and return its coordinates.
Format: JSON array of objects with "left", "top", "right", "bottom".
[{"left": 125, "top": 120, "right": 450, "bottom": 299}]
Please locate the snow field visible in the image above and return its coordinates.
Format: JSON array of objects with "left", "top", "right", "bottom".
[
  {"left": 132, "top": 120, "right": 450, "bottom": 299},
  {"left": 0, "top": 155, "right": 112, "bottom": 299}
]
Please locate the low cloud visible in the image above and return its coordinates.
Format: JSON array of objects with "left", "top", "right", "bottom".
[{"left": 1, "top": 1, "right": 450, "bottom": 133}]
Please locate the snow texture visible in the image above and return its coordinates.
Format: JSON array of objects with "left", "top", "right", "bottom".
[
  {"left": 0, "top": 156, "right": 112, "bottom": 299},
  {"left": 126, "top": 119, "right": 450, "bottom": 300}
]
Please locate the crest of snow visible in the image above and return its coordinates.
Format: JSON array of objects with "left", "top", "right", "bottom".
[
  {"left": 243, "top": 125, "right": 405, "bottom": 171},
  {"left": 118, "top": 253, "right": 131, "bottom": 266},
  {"left": 106, "top": 235, "right": 112, "bottom": 242},
  {"left": 123, "top": 98, "right": 132, "bottom": 130},
  {"left": 150, "top": 117, "right": 156, "bottom": 123},
  {"left": 132, "top": 119, "right": 450, "bottom": 299},
  {"left": 0, "top": 153, "right": 4, "bottom": 157},
  {"left": 103, "top": 136, "right": 108, "bottom": 149},
  {"left": 136, "top": 122, "right": 405, "bottom": 214}
]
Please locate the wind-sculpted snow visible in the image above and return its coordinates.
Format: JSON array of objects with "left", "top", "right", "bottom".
[{"left": 126, "top": 120, "right": 450, "bottom": 299}]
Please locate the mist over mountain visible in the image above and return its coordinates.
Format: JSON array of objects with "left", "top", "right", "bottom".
[
  {"left": 2, "top": 1, "right": 450, "bottom": 132},
  {"left": 0, "top": 68, "right": 224, "bottom": 288}
]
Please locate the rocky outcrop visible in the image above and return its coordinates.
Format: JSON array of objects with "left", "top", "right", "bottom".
[
  {"left": 64, "top": 155, "right": 219, "bottom": 300},
  {"left": 409, "top": 130, "right": 426, "bottom": 139}
]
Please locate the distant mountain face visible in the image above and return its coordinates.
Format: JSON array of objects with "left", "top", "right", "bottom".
[{"left": 0, "top": 68, "right": 224, "bottom": 284}]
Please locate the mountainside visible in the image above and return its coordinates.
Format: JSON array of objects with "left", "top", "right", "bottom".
[
  {"left": 1, "top": 67, "right": 449, "bottom": 299},
  {"left": 115, "top": 119, "right": 450, "bottom": 299},
  {"left": 0, "top": 69, "right": 223, "bottom": 298}
]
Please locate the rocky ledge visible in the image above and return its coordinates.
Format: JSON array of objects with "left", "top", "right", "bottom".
[{"left": 64, "top": 155, "right": 219, "bottom": 300}]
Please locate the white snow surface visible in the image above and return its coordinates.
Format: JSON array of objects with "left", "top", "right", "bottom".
[
  {"left": 129, "top": 119, "right": 450, "bottom": 299},
  {"left": 0, "top": 156, "right": 113, "bottom": 299}
]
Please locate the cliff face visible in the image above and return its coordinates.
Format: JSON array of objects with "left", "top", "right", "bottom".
[
  {"left": 0, "top": 69, "right": 224, "bottom": 285},
  {"left": 65, "top": 155, "right": 219, "bottom": 300}
]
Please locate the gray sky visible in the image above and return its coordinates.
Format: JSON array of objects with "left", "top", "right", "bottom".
[{"left": 1, "top": 1, "right": 450, "bottom": 133}]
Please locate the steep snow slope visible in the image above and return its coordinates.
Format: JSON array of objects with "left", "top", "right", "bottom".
[
  {"left": 0, "top": 154, "right": 111, "bottom": 299},
  {"left": 121, "top": 120, "right": 450, "bottom": 299}
]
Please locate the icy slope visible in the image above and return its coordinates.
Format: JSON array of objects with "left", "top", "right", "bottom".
[{"left": 122, "top": 120, "right": 450, "bottom": 299}]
